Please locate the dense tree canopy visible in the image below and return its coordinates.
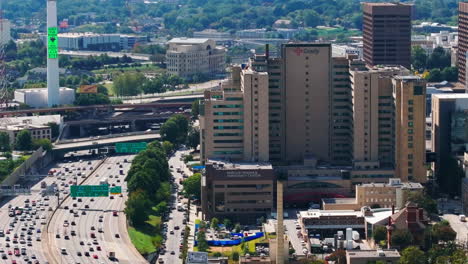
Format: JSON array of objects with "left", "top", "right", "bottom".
[
  {"left": 14, "top": 130, "right": 32, "bottom": 151},
  {"left": 160, "top": 114, "right": 189, "bottom": 145},
  {"left": 400, "top": 246, "right": 427, "bottom": 264},
  {"left": 3, "top": 0, "right": 460, "bottom": 36},
  {"left": 183, "top": 173, "right": 201, "bottom": 199}
]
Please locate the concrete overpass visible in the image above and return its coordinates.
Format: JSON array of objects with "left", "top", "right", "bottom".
[
  {"left": 59, "top": 50, "right": 151, "bottom": 61},
  {"left": 0, "top": 102, "right": 192, "bottom": 117},
  {"left": 53, "top": 133, "right": 161, "bottom": 153}
]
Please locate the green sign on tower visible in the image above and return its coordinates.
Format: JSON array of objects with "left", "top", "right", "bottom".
[{"left": 47, "top": 27, "right": 58, "bottom": 59}]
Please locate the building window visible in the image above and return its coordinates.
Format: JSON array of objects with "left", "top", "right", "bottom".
[
  {"left": 408, "top": 129, "right": 413, "bottom": 134},
  {"left": 408, "top": 154, "right": 413, "bottom": 159},
  {"left": 408, "top": 99, "right": 414, "bottom": 105},
  {"left": 408, "top": 143, "right": 413, "bottom": 148},
  {"left": 414, "top": 86, "right": 423, "bottom": 95},
  {"left": 408, "top": 107, "right": 413, "bottom": 112},
  {"left": 408, "top": 122, "right": 413, "bottom": 127}
]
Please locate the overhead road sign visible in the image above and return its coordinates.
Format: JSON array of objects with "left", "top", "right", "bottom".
[
  {"left": 109, "top": 186, "right": 122, "bottom": 195},
  {"left": 70, "top": 185, "right": 109, "bottom": 198},
  {"left": 115, "top": 142, "right": 147, "bottom": 153}
]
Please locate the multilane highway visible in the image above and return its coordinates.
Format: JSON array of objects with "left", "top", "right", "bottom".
[
  {"left": 0, "top": 154, "right": 101, "bottom": 264},
  {"left": 45, "top": 155, "right": 147, "bottom": 264}
]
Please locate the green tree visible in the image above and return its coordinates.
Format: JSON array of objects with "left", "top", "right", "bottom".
[
  {"left": 391, "top": 229, "right": 413, "bottom": 249},
  {"left": 234, "top": 223, "right": 241, "bottom": 233},
  {"left": 427, "top": 68, "right": 443, "bottom": 82},
  {"left": 187, "top": 127, "right": 200, "bottom": 150},
  {"left": 47, "top": 122, "right": 60, "bottom": 139},
  {"left": 15, "top": 130, "right": 32, "bottom": 151},
  {"left": 400, "top": 246, "right": 427, "bottom": 264},
  {"left": 183, "top": 173, "right": 201, "bottom": 199},
  {"left": 160, "top": 114, "right": 189, "bottom": 145},
  {"left": 407, "top": 192, "right": 437, "bottom": 215},
  {"left": 191, "top": 100, "right": 200, "bottom": 119},
  {"left": 427, "top": 47, "right": 451, "bottom": 69},
  {"left": 432, "top": 221, "right": 457, "bottom": 243},
  {"left": 412, "top": 46, "right": 428, "bottom": 71},
  {"left": 441, "top": 66, "right": 458, "bottom": 82},
  {"left": 196, "top": 230, "right": 209, "bottom": 252},
  {"left": 211, "top": 217, "right": 219, "bottom": 230},
  {"left": 232, "top": 252, "right": 239, "bottom": 261},
  {"left": 372, "top": 225, "right": 387, "bottom": 242},
  {"left": 223, "top": 218, "right": 232, "bottom": 230},
  {"left": 112, "top": 72, "right": 145, "bottom": 96},
  {"left": 33, "top": 138, "right": 53, "bottom": 151},
  {"left": 124, "top": 190, "right": 151, "bottom": 226},
  {"left": 0, "top": 132, "right": 11, "bottom": 152},
  {"left": 161, "top": 141, "right": 174, "bottom": 156},
  {"left": 304, "top": 10, "right": 322, "bottom": 27}
]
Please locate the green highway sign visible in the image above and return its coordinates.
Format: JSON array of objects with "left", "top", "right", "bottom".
[
  {"left": 115, "top": 142, "right": 147, "bottom": 153},
  {"left": 47, "top": 27, "right": 58, "bottom": 59},
  {"left": 70, "top": 184, "right": 109, "bottom": 198},
  {"left": 110, "top": 186, "right": 122, "bottom": 194}
]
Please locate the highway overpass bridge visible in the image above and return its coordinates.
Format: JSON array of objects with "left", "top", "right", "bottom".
[
  {"left": 52, "top": 133, "right": 161, "bottom": 154},
  {"left": 0, "top": 102, "right": 193, "bottom": 117}
]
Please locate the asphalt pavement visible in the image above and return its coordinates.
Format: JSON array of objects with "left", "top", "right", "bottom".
[
  {"left": 0, "top": 152, "right": 99, "bottom": 264},
  {"left": 158, "top": 150, "right": 191, "bottom": 264},
  {"left": 45, "top": 154, "right": 147, "bottom": 264}
]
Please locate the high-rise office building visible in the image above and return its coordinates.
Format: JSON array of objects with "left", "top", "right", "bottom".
[
  {"left": 200, "top": 43, "right": 427, "bottom": 183},
  {"left": 349, "top": 66, "right": 410, "bottom": 168},
  {"left": 458, "top": 2, "right": 468, "bottom": 84},
  {"left": 362, "top": 3, "right": 412, "bottom": 69},
  {"left": 249, "top": 51, "right": 285, "bottom": 161},
  {"left": 393, "top": 76, "right": 427, "bottom": 182},
  {"left": 199, "top": 66, "right": 269, "bottom": 162},
  {"left": 282, "top": 43, "right": 332, "bottom": 163}
]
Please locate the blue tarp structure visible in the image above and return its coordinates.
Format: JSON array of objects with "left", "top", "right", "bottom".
[
  {"left": 195, "top": 232, "right": 264, "bottom": 246},
  {"left": 192, "top": 165, "right": 205, "bottom": 170}
]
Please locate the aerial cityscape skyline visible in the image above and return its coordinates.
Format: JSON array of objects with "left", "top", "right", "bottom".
[{"left": 0, "top": 0, "right": 467, "bottom": 264}]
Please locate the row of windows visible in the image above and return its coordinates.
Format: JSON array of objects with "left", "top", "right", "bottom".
[
  {"left": 213, "top": 112, "right": 242, "bottom": 116},
  {"left": 214, "top": 140, "right": 243, "bottom": 143},
  {"left": 214, "top": 119, "right": 242, "bottom": 123},
  {"left": 213, "top": 126, "right": 243, "bottom": 129},
  {"left": 213, "top": 133, "right": 242, "bottom": 136},
  {"left": 213, "top": 104, "right": 242, "bottom": 109}
]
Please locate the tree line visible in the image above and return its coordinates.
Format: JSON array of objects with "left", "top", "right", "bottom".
[
  {"left": 4, "top": 0, "right": 459, "bottom": 36},
  {"left": 412, "top": 46, "right": 457, "bottom": 82}
]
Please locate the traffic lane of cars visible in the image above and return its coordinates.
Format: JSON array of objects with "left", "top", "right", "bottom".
[
  {"left": 50, "top": 158, "right": 115, "bottom": 263},
  {"left": 0, "top": 158, "right": 89, "bottom": 264},
  {"left": 159, "top": 150, "right": 190, "bottom": 263},
  {"left": 45, "top": 157, "right": 109, "bottom": 264},
  {"left": 49, "top": 155, "right": 141, "bottom": 264}
]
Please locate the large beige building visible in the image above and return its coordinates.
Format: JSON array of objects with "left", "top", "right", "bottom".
[
  {"left": 166, "top": 38, "right": 226, "bottom": 79},
  {"left": 322, "top": 178, "right": 423, "bottom": 210},
  {"left": 200, "top": 66, "right": 269, "bottom": 162},
  {"left": 393, "top": 76, "right": 427, "bottom": 182},
  {"left": 282, "top": 44, "right": 332, "bottom": 162},
  {"left": 201, "top": 159, "right": 275, "bottom": 222},
  {"left": 199, "top": 43, "right": 428, "bottom": 215}
]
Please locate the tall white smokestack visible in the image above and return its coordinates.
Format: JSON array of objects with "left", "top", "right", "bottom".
[{"left": 47, "top": 0, "right": 59, "bottom": 107}]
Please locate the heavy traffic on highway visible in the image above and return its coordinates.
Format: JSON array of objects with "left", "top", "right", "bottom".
[
  {"left": 0, "top": 147, "right": 195, "bottom": 264},
  {"left": 0, "top": 151, "right": 146, "bottom": 264}
]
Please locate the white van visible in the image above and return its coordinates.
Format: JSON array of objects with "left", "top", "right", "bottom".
[{"left": 459, "top": 215, "right": 466, "bottom": 222}]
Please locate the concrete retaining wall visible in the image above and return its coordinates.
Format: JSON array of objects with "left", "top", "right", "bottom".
[{"left": 2, "top": 147, "right": 53, "bottom": 186}]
